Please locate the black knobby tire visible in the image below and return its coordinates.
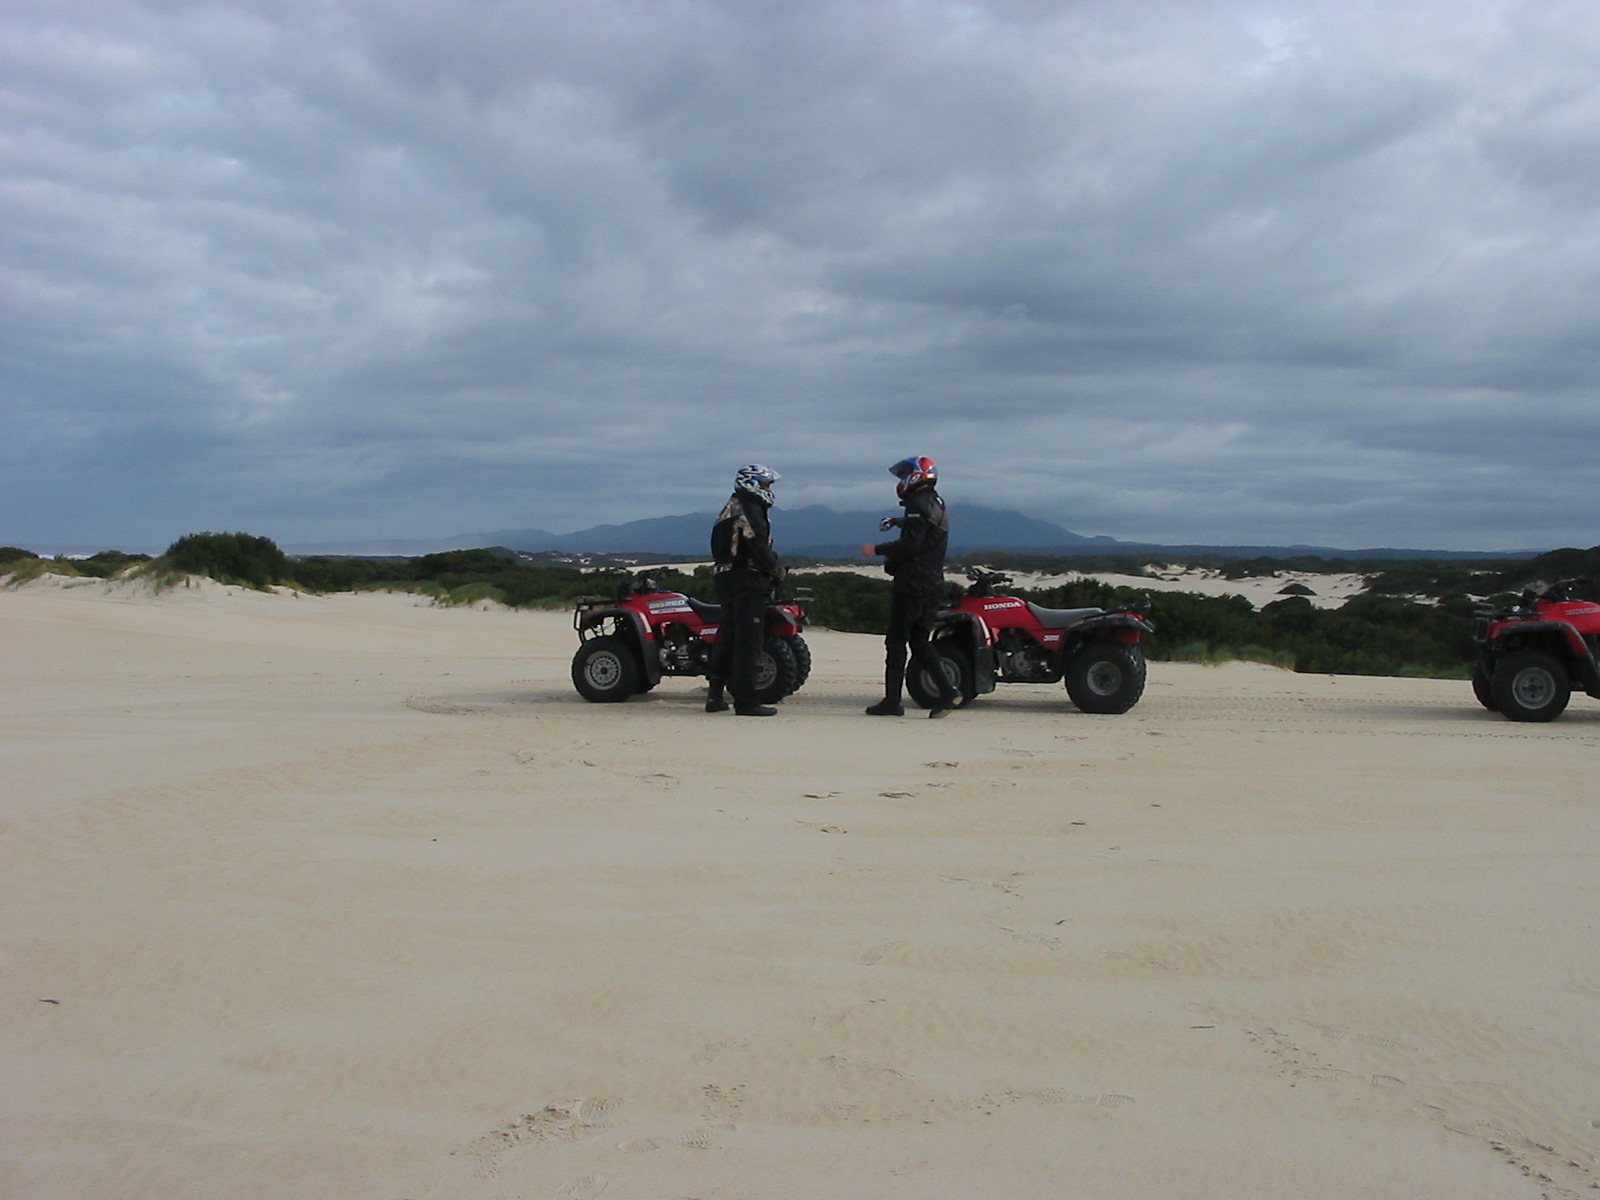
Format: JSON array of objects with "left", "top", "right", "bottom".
[
  {"left": 1490, "top": 651, "right": 1570, "bottom": 722},
  {"left": 1470, "top": 664, "right": 1496, "bottom": 712},
  {"left": 572, "top": 635, "right": 643, "bottom": 703},
  {"left": 752, "top": 635, "right": 799, "bottom": 705},
  {"left": 1065, "top": 642, "right": 1146, "bottom": 714},
  {"left": 788, "top": 634, "right": 813, "bottom": 692},
  {"left": 906, "top": 643, "right": 975, "bottom": 710}
]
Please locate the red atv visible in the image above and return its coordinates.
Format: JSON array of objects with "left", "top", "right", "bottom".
[
  {"left": 907, "top": 568, "right": 1155, "bottom": 714},
  {"left": 572, "top": 571, "right": 812, "bottom": 704},
  {"left": 1471, "top": 577, "right": 1600, "bottom": 722}
]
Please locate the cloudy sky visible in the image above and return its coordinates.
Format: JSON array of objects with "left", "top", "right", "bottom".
[{"left": 4, "top": 0, "right": 1598, "bottom": 552}]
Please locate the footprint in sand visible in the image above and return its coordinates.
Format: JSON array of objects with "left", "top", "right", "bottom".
[
  {"left": 859, "top": 940, "right": 906, "bottom": 965},
  {"left": 691, "top": 1036, "right": 750, "bottom": 1064},
  {"left": 702, "top": 1082, "right": 747, "bottom": 1121},
  {"left": 617, "top": 1136, "right": 666, "bottom": 1152},
  {"left": 555, "top": 1175, "right": 609, "bottom": 1199},
  {"left": 468, "top": 1098, "right": 619, "bottom": 1176}
]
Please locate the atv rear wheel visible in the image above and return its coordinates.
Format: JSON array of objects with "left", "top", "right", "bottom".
[
  {"left": 906, "top": 643, "right": 974, "bottom": 710},
  {"left": 572, "top": 635, "right": 643, "bottom": 703},
  {"left": 1490, "top": 651, "right": 1570, "bottom": 722},
  {"left": 787, "top": 634, "right": 813, "bottom": 691},
  {"left": 752, "top": 635, "right": 799, "bottom": 705},
  {"left": 1065, "top": 642, "right": 1146, "bottom": 714}
]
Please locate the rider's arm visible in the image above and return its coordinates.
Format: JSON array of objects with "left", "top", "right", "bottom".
[
  {"left": 874, "top": 503, "right": 931, "bottom": 564},
  {"left": 744, "top": 498, "right": 784, "bottom": 582}
]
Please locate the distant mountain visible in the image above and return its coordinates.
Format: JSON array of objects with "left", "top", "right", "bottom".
[
  {"left": 452, "top": 504, "right": 1117, "bottom": 557},
  {"left": 282, "top": 507, "right": 1540, "bottom": 561},
  {"left": 282, "top": 535, "right": 511, "bottom": 558},
  {"left": 10, "top": 512, "right": 1549, "bottom": 562}
]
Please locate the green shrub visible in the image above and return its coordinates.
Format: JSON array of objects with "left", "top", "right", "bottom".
[
  {"left": 442, "top": 581, "right": 508, "bottom": 607},
  {"left": 792, "top": 572, "right": 893, "bottom": 633},
  {"left": 72, "top": 551, "right": 153, "bottom": 578},
  {"left": 164, "top": 532, "right": 292, "bottom": 588}
]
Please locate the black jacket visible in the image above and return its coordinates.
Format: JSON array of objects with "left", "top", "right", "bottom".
[
  {"left": 710, "top": 491, "right": 782, "bottom": 592},
  {"left": 873, "top": 487, "right": 948, "bottom": 597}
]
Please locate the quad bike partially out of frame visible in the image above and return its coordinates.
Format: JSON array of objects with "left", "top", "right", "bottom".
[{"left": 1471, "top": 577, "right": 1600, "bottom": 722}]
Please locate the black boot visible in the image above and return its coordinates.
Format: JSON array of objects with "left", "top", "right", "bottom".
[
  {"left": 705, "top": 679, "right": 729, "bottom": 713},
  {"left": 865, "top": 698, "right": 905, "bottom": 716},
  {"left": 735, "top": 702, "right": 777, "bottom": 717}
]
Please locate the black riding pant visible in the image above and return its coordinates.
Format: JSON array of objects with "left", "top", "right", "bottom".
[
  {"left": 883, "top": 589, "right": 953, "bottom": 705},
  {"left": 708, "top": 575, "right": 770, "bottom": 706}
]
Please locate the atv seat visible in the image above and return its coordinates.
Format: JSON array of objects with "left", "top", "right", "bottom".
[
  {"left": 687, "top": 597, "right": 723, "bottom": 622},
  {"left": 1025, "top": 602, "right": 1103, "bottom": 629}
]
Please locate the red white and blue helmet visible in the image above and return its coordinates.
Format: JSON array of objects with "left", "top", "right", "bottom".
[
  {"left": 890, "top": 455, "right": 937, "bottom": 498},
  {"left": 735, "top": 463, "right": 780, "bottom": 507}
]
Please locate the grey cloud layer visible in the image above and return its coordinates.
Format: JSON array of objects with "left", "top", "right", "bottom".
[{"left": 4, "top": 0, "right": 1598, "bottom": 548}]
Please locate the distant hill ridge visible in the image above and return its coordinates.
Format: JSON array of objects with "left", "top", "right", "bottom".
[
  {"left": 471, "top": 504, "right": 1118, "bottom": 557},
  {"left": 284, "top": 505, "right": 1525, "bottom": 561}
]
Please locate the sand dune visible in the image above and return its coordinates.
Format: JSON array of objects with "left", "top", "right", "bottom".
[
  {"left": 3, "top": 581, "right": 1598, "bottom": 1199},
  {"left": 787, "top": 561, "right": 1372, "bottom": 610}
]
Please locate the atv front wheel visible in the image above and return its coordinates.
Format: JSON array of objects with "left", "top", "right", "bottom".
[
  {"left": 1470, "top": 664, "right": 1496, "bottom": 712},
  {"left": 1065, "top": 642, "right": 1146, "bottom": 714},
  {"left": 753, "top": 636, "right": 799, "bottom": 705},
  {"left": 572, "top": 636, "right": 643, "bottom": 703},
  {"left": 906, "top": 643, "right": 974, "bottom": 710},
  {"left": 1490, "top": 651, "right": 1570, "bottom": 722}
]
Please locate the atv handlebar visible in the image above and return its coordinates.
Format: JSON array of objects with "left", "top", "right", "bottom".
[
  {"left": 1517, "top": 577, "right": 1597, "bottom": 607},
  {"left": 1546, "top": 577, "right": 1596, "bottom": 602},
  {"left": 964, "top": 567, "right": 1013, "bottom": 592}
]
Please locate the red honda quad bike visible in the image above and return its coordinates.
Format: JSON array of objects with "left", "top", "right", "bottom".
[
  {"left": 571, "top": 571, "right": 812, "bottom": 704},
  {"left": 906, "top": 568, "right": 1155, "bottom": 714},
  {"left": 1471, "top": 577, "right": 1600, "bottom": 722}
]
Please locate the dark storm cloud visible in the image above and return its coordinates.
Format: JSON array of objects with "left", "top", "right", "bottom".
[{"left": 3, "top": 0, "right": 1598, "bottom": 550}]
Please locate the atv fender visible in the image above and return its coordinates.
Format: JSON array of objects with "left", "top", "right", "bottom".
[
  {"left": 764, "top": 607, "right": 806, "bottom": 637},
  {"left": 1071, "top": 611, "right": 1155, "bottom": 641},
  {"left": 1576, "top": 651, "right": 1600, "bottom": 697},
  {"left": 1493, "top": 620, "right": 1599, "bottom": 692},
  {"left": 934, "top": 612, "right": 997, "bottom": 696},
  {"left": 1491, "top": 618, "right": 1588, "bottom": 659},
  {"left": 575, "top": 606, "right": 662, "bottom": 687}
]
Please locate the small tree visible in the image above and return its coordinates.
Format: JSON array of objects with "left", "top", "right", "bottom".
[{"left": 164, "top": 532, "right": 291, "bottom": 588}]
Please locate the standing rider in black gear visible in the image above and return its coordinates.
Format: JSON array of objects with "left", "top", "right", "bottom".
[
  {"left": 706, "top": 464, "right": 785, "bottom": 717},
  {"left": 860, "top": 456, "right": 961, "bottom": 719}
]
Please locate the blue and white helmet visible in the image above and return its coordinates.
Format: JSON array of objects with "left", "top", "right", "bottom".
[{"left": 734, "top": 463, "right": 780, "bottom": 507}]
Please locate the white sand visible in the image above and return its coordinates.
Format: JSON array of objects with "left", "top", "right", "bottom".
[
  {"left": 4, "top": 579, "right": 1598, "bottom": 1199},
  {"left": 787, "top": 562, "right": 1371, "bottom": 610}
]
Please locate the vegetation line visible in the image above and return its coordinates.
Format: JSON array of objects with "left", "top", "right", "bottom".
[{"left": 6, "top": 534, "right": 1598, "bottom": 681}]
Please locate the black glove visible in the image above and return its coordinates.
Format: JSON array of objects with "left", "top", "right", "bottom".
[{"left": 879, "top": 516, "right": 901, "bottom": 532}]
